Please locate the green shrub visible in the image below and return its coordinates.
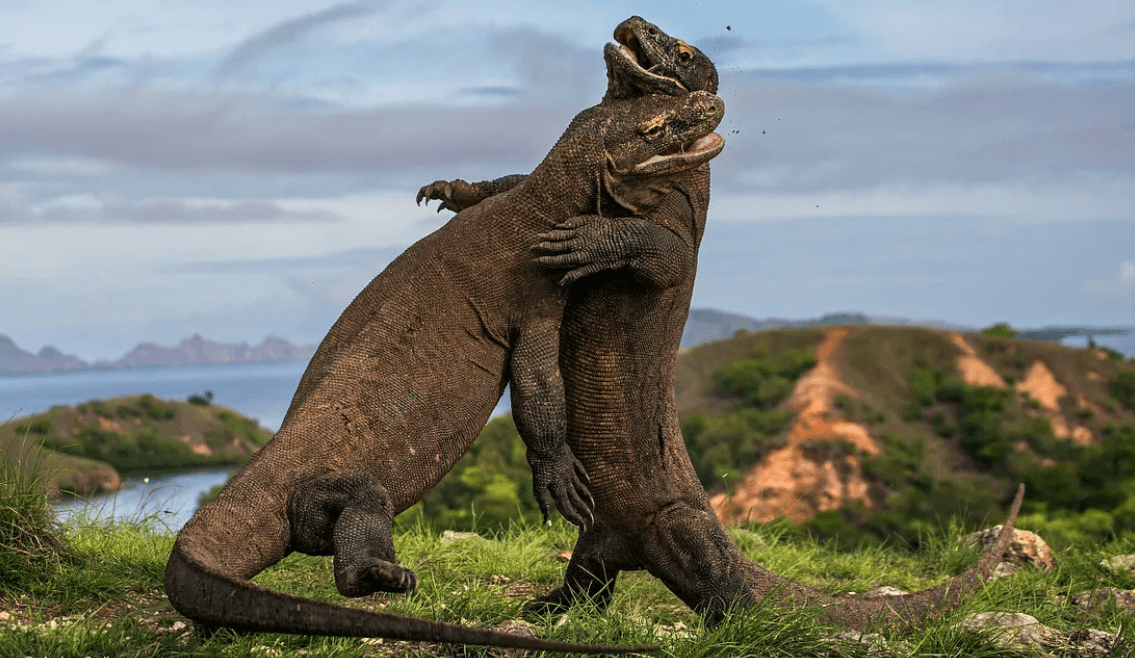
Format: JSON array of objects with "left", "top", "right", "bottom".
[
  {"left": 187, "top": 390, "right": 214, "bottom": 406},
  {"left": 42, "top": 425, "right": 199, "bottom": 473},
  {"left": 14, "top": 418, "right": 52, "bottom": 435},
  {"left": 1111, "top": 371, "right": 1135, "bottom": 411},
  {"left": 981, "top": 323, "right": 1018, "bottom": 339},
  {"left": 400, "top": 415, "right": 543, "bottom": 532},
  {"left": 713, "top": 345, "right": 815, "bottom": 410},
  {"left": 0, "top": 456, "right": 70, "bottom": 593}
]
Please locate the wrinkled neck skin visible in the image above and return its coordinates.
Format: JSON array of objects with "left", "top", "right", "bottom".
[
  {"left": 512, "top": 100, "right": 708, "bottom": 225},
  {"left": 510, "top": 105, "right": 612, "bottom": 224}
]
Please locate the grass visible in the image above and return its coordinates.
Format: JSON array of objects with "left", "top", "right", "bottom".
[{"left": 3, "top": 460, "right": 1133, "bottom": 658}]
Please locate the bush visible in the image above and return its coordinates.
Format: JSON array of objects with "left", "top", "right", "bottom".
[
  {"left": 713, "top": 346, "right": 816, "bottom": 410},
  {"left": 402, "top": 415, "right": 544, "bottom": 532},
  {"left": 0, "top": 456, "right": 70, "bottom": 593},
  {"left": 684, "top": 410, "right": 791, "bottom": 488},
  {"left": 1111, "top": 371, "right": 1135, "bottom": 411},
  {"left": 187, "top": 390, "right": 214, "bottom": 406},
  {"left": 42, "top": 425, "right": 199, "bottom": 473},
  {"left": 14, "top": 418, "right": 52, "bottom": 436},
  {"left": 981, "top": 323, "right": 1018, "bottom": 339}
]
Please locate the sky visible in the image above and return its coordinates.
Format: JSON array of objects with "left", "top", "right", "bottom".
[{"left": 1, "top": 0, "right": 1132, "bottom": 361}]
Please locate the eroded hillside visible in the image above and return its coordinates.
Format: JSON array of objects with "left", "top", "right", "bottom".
[{"left": 675, "top": 325, "right": 1135, "bottom": 541}]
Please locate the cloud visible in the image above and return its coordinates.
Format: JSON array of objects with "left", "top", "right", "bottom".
[
  {"left": 808, "top": 0, "right": 1135, "bottom": 63},
  {"left": 0, "top": 197, "right": 344, "bottom": 225},
  {"left": 214, "top": 1, "right": 384, "bottom": 78},
  {"left": 1084, "top": 260, "right": 1135, "bottom": 296},
  {"left": 713, "top": 65, "right": 1135, "bottom": 194},
  {"left": 159, "top": 245, "right": 403, "bottom": 273}
]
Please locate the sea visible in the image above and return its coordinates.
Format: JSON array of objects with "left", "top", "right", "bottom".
[{"left": 1, "top": 362, "right": 510, "bottom": 529}]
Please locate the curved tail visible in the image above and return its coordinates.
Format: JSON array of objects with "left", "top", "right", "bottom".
[
  {"left": 740, "top": 483, "right": 1025, "bottom": 631},
  {"left": 165, "top": 545, "right": 658, "bottom": 653}
]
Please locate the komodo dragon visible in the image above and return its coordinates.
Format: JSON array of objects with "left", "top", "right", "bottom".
[
  {"left": 164, "top": 90, "right": 725, "bottom": 652},
  {"left": 420, "top": 15, "right": 1027, "bottom": 633}
]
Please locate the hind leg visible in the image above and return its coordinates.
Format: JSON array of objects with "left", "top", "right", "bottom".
[
  {"left": 286, "top": 470, "right": 417, "bottom": 597},
  {"left": 525, "top": 521, "right": 641, "bottom": 617},
  {"left": 638, "top": 502, "right": 750, "bottom": 626}
]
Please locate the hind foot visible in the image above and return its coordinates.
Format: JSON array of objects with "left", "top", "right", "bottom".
[{"left": 522, "top": 588, "right": 573, "bottom": 619}]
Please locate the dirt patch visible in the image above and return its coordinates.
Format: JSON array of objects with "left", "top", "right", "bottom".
[
  {"left": 1016, "top": 361, "right": 1065, "bottom": 411},
  {"left": 1014, "top": 361, "right": 1094, "bottom": 445},
  {"left": 948, "top": 333, "right": 1006, "bottom": 388},
  {"left": 711, "top": 328, "right": 880, "bottom": 524},
  {"left": 1050, "top": 416, "right": 1093, "bottom": 446},
  {"left": 174, "top": 433, "right": 212, "bottom": 457},
  {"left": 1088, "top": 371, "right": 1103, "bottom": 382},
  {"left": 97, "top": 416, "right": 127, "bottom": 433},
  {"left": 1076, "top": 394, "right": 1103, "bottom": 415}
]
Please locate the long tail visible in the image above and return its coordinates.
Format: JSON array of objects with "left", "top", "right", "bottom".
[
  {"left": 165, "top": 546, "right": 658, "bottom": 653},
  {"left": 740, "top": 483, "right": 1025, "bottom": 631}
]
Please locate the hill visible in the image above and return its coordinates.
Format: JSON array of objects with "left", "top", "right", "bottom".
[
  {"left": 0, "top": 394, "right": 273, "bottom": 497},
  {"left": 679, "top": 310, "right": 1133, "bottom": 356},
  {"left": 674, "top": 325, "right": 1135, "bottom": 546},
  {"left": 0, "top": 334, "right": 315, "bottom": 375}
]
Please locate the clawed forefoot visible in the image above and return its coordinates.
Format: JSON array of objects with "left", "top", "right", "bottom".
[{"left": 339, "top": 561, "right": 418, "bottom": 597}]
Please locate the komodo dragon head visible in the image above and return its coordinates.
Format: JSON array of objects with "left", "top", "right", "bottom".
[
  {"left": 604, "top": 16, "right": 719, "bottom": 99},
  {"left": 599, "top": 90, "right": 725, "bottom": 214}
]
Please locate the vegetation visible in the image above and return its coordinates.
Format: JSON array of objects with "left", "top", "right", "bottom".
[
  {"left": 398, "top": 415, "right": 545, "bottom": 532},
  {"left": 681, "top": 341, "right": 815, "bottom": 488},
  {"left": 1, "top": 395, "right": 273, "bottom": 493},
  {"left": 980, "top": 322, "right": 1018, "bottom": 339},
  {"left": 2, "top": 459, "right": 1132, "bottom": 657}
]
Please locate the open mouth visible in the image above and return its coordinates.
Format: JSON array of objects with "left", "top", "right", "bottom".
[
  {"left": 634, "top": 132, "right": 725, "bottom": 173},
  {"left": 615, "top": 26, "right": 652, "bottom": 69},
  {"left": 610, "top": 27, "right": 688, "bottom": 91}
]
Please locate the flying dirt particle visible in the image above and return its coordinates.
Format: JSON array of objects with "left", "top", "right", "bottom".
[{"left": 726, "top": 25, "right": 731, "bottom": 31}]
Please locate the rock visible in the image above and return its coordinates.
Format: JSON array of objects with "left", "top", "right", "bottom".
[
  {"left": 439, "top": 530, "right": 483, "bottom": 543},
  {"left": 961, "top": 612, "right": 1062, "bottom": 650},
  {"left": 1067, "top": 629, "right": 1119, "bottom": 658},
  {"left": 1099, "top": 555, "right": 1135, "bottom": 577},
  {"left": 961, "top": 612, "right": 1116, "bottom": 657},
  {"left": 491, "top": 619, "right": 538, "bottom": 638},
  {"left": 990, "top": 561, "right": 1020, "bottom": 581},
  {"left": 489, "top": 619, "right": 540, "bottom": 657},
  {"left": 960, "top": 526, "right": 1055, "bottom": 571},
  {"left": 823, "top": 631, "right": 890, "bottom": 653},
  {"left": 1072, "top": 588, "right": 1135, "bottom": 613},
  {"left": 863, "top": 586, "right": 908, "bottom": 597}
]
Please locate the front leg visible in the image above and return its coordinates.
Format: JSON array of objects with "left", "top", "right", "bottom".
[
  {"left": 509, "top": 319, "right": 594, "bottom": 531},
  {"left": 534, "top": 188, "right": 697, "bottom": 288},
  {"left": 416, "top": 174, "right": 527, "bottom": 213}
]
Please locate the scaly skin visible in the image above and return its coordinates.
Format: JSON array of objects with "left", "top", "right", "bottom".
[
  {"left": 165, "top": 90, "right": 724, "bottom": 653},
  {"left": 425, "top": 15, "right": 1028, "bottom": 633}
]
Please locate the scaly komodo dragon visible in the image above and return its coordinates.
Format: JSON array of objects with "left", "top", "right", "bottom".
[
  {"left": 420, "top": 15, "right": 1026, "bottom": 633},
  {"left": 164, "top": 87, "right": 725, "bottom": 652}
]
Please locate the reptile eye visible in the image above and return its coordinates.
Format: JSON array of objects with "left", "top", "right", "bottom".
[
  {"left": 680, "top": 51, "right": 692, "bottom": 63},
  {"left": 643, "top": 124, "right": 663, "bottom": 139}
]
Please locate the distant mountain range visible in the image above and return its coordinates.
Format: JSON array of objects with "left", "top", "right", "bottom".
[
  {"left": 0, "top": 334, "right": 316, "bottom": 375},
  {"left": 2, "top": 310, "right": 1130, "bottom": 376}
]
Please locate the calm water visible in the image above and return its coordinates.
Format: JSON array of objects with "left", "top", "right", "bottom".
[
  {"left": 1, "top": 361, "right": 309, "bottom": 432},
  {"left": 2, "top": 361, "right": 509, "bottom": 525},
  {"left": 54, "top": 467, "right": 233, "bottom": 531}
]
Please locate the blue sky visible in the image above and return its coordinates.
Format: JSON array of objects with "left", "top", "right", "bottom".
[{"left": 1, "top": 0, "right": 1132, "bottom": 360}]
